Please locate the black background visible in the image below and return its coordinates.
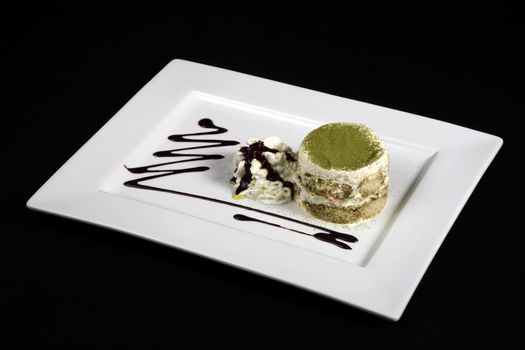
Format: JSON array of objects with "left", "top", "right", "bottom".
[{"left": 5, "top": 4, "right": 523, "bottom": 348}]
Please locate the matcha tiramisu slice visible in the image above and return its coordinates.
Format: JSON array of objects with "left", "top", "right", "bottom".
[{"left": 296, "top": 122, "right": 389, "bottom": 224}]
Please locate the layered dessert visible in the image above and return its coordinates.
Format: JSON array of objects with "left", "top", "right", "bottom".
[
  {"left": 230, "top": 137, "right": 297, "bottom": 205},
  {"left": 296, "top": 123, "right": 388, "bottom": 224}
]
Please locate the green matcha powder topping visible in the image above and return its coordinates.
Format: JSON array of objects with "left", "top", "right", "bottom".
[{"left": 302, "top": 123, "right": 384, "bottom": 170}]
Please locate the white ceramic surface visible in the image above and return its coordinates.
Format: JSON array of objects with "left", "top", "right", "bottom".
[{"left": 27, "top": 59, "right": 502, "bottom": 320}]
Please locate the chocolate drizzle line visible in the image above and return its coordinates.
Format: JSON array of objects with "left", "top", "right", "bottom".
[
  {"left": 235, "top": 141, "right": 295, "bottom": 195},
  {"left": 234, "top": 214, "right": 357, "bottom": 249},
  {"left": 124, "top": 118, "right": 358, "bottom": 250}
]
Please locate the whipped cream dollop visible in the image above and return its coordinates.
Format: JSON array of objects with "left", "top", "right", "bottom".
[{"left": 230, "top": 137, "right": 297, "bottom": 205}]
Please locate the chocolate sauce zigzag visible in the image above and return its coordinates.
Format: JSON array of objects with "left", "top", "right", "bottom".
[{"left": 124, "top": 118, "right": 358, "bottom": 250}]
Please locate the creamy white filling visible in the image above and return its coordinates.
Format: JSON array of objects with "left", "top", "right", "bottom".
[{"left": 297, "top": 177, "right": 388, "bottom": 208}]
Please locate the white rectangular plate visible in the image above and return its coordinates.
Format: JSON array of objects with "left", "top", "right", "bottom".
[{"left": 27, "top": 59, "right": 502, "bottom": 320}]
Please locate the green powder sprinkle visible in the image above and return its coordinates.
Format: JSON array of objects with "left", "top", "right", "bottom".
[{"left": 302, "top": 123, "right": 384, "bottom": 170}]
